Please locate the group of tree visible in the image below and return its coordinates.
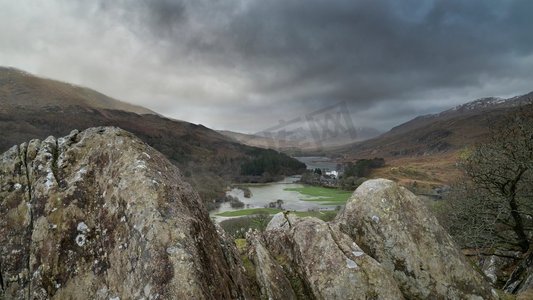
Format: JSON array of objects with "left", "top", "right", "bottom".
[
  {"left": 442, "top": 108, "right": 533, "bottom": 253},
  {"left": 343, "top": 158, "right": 385, "bottom": 178},
  {"left": 339, "top": 158, "right": 385, "bottom": 190},
  {"left": 240, "top": 149, "right": 306, "bottom": 177}
]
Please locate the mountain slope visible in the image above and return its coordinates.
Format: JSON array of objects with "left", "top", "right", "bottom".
[
  {"left": 337, "top": 92, "right": 533, "bottom": 159},
  {"left": 0, "top": 67, "right": 155, "bottom": 115},
  {"left": 0, "top": 67, "right": 305, "bottom": 207}
]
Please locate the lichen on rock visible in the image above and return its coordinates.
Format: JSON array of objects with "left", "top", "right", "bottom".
[
  {"left": 336, "top": 178, "right": 496, "bottom": 299},
  {"left": 0, "top": 127, "right": 251, "bottom": 299}
]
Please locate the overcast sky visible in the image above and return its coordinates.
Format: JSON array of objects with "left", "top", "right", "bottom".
[{"left": 1, "top": 0, "right": 532, "bottom": 133}]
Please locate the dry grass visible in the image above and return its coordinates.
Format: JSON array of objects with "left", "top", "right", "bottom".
[{"left": 368, "top": 151, "right": 462, "bottom": 188}]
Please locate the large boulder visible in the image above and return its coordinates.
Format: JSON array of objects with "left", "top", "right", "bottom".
[
  {"left": 0, "top": 127, "right": 250, "bottom": 299},
  {"left": 250, "top": 213, "right": 404, "bottom": 299},
  {"left": 336, "top": 178, "right": 495, "bottom": 299},
  {"left": 243, "top": 179, "right": 499, "bottom": 299}
]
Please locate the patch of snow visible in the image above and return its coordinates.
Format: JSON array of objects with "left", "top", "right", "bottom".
[
  {"left": 142, "top": 152, "right": 151, "bottom": 159},
  {"left": 14, "top": 183, "right": 22, "bottom": 190},
  {"left": 120, "top": 216, "right": 126, "bottom": 222},
  {"left": 346, "top": 258, "right": 358, "bottom": 269},
  {"left": 352, "top": 251, "right": 364, "bottom": 257}
]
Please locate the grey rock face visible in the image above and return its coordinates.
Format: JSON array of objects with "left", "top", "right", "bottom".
[
  {"left": 465, "top": 250, "right": 521, "bottom": 287},
  {"left": 504, "top": 250, "right": 533, "bottom": 295},
  {"left": 0, "top": 127, "right": 249, "bottom": 299},
  {"left": 336, "top": 178, "right": 495, "bottom": 299},
  {"left": 252, "top": 213, "right": 404, "bottom": 299},
  {"left": 246, "top": 232, "right": 298, "bottom": 300}
]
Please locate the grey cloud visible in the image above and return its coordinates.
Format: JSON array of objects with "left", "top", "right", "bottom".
[{"left": 0, "top": 0, "right": 532, "bottom": 133}]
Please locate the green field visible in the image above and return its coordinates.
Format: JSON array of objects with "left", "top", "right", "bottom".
[
  {"left": 284, "top": 186, "right": 352, "bottom": 205},
  {"left": 216, "top": 208, "right": 282, "bottom": 217},
  {"left": 215, "top": 207, "right": 339, "bottom": 220}
]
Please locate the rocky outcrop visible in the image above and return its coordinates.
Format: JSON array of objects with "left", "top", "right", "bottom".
[
  {"left": 464, "top": 249, "right": 521, "bottom": 288},
  {"left": 243, "top": 179, "right": 497, "bottom": 299},
  {"left": 336, "top": 179, "right": 495, "bottom": 299},
  {"left": 1, "top": 127, "right": 498, "bottom": 299},
  {"left": 504, "top": 249, "right": 533, "bottom": 296},
  {"left": 0, "top": 127, "right": 250, "bottom": 299},
  {"left": 252, "top": 215, "right": 404, "bottom": 299}
]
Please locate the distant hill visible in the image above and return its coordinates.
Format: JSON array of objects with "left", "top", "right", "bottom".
[
  {"left": 335, "top": 91, "right": 533, "bottom": 159},
  {"left": 218, "top": 130, "right": 300, "bottom": 150},
  {"left": 219, "top": 126, "right": 381, "bottom": 153},
  {"left": 0, "top": 67, "right": 305, "bottom": 207}
]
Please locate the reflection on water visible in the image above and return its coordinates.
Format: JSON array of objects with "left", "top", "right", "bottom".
[{"left": 210, "top": 175, "right": 337, "bottom": 222}]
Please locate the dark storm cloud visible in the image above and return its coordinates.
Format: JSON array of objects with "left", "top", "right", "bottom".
[
  {"left": 1, "top": 0, "right": 532, "bottom": 132},
  {"left": 95, "top": 0, "right": 187, "bottom": 38},
  {"left": 99, "top": 0, "right": 533, "bottom": 103}
]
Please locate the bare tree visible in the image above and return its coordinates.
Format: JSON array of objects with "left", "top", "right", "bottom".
[{"left": 458, "top": 108, "right": 533, "bottom": 252}]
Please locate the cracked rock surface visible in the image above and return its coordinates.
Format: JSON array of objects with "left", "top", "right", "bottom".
[{"left": 0, "top": 127, "right": 250, "bottom": 299}]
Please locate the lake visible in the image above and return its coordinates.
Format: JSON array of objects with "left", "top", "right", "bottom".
[{"left": 209, "top": 176, "right": 351, "bottom": 222}]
